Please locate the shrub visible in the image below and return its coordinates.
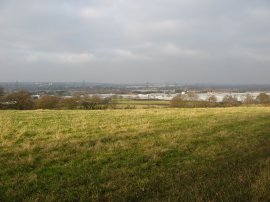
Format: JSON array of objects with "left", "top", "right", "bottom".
[
  {"left": 243, "top": 94, "right": 256, "bottom": 104},
  {"left": 0, "top": 86, "right": 4, "bottom": 97},
  {"left": 222, "top": 95, "right": 241, "bottom": 107},
  {"left": 59, "top": 98, "right": 78, "bottom": 109},
  {"left": 256, "top": 93, "right": 270, "bottom": 104},
  {"left": 80, "top": 96, "right": 102, "bottom": 109},
  {"left": 171, "top": 95, "right": 184, "bottom": 107},
  {"left": 5, "top": 91, "right": 34, "bottom": 110},
  {"left": 35, "top": 96, "right": 60, "bottom": 109}
]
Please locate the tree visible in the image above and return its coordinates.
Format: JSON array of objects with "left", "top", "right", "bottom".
[
  {"left": 36, "top": 96, "right": 59, "bottom": 109},
  {"left": 208, "top": 95, "right": 217, "bottom": 103},
  {"left": 59, "top": 98, "right": 78, "bottom": 109},
  {"left": 80, "top": 96, "right": 102, "bottom": 109},
  {"left": 207, "top": 95, "right": 217, "bottom": 107},
  {"left": 171, "top": 95, "right": 184, "bottom": 107},
  {"left": 222, "top": 95, "right": 240, "bottom": 106},
  {"left": 5, "top": 91, "right": 34, "bottom": 110},
  {"left": 256, "top": 93, "right": 270, "bottom": 104},
  {"left": 105, "top": 97, "right": 117, "bottom": 109},
  {"left": 186, "top": 91, "right": 199, "bottom": 101},
  {"left": 0, "top": 86, "right": 4, "bottom": 97},
  {"left": 243, "top": 94, "right": 255, "bottom": 104}
]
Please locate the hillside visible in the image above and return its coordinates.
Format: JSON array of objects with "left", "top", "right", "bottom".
[{"left": 0, "top": 108, "right": 270, "bottom": 201}]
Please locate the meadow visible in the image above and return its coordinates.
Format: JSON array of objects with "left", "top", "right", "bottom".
[
  {"left": 115, "top": 99, "right": 170, "bottom": 109},
  {"left": 0, "top": 107, "right": 269, "bottom": 201}
]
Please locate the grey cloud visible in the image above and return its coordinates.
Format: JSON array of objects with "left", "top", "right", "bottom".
[{"left": 0, "top": 0, "right": 270, "bottom": 83}]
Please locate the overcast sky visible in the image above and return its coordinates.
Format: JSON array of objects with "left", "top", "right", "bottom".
[{"left": 0, "top": 0, "right": 270, "bottom": 84}]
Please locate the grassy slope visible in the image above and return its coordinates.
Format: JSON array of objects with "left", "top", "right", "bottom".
[{"left": 0, "top": 107, "right": 269, "bottom": 201}]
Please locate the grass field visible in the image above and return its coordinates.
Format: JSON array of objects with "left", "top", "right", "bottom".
[
  {"left": 115, "top": 99, "right": 170, "bottom": 109},
  {"left": 0, "top": 107, "right": 270, "bottom": 201}
]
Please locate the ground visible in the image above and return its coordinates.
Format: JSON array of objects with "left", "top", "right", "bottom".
[{"left": 0, "top": 107, "right": 269, "bottom": 201}]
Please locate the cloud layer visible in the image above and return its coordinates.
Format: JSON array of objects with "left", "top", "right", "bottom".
[{"left": 0, "top": 0, "right": 270, "bottom": 83}]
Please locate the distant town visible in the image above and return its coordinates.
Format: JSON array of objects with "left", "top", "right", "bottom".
[{"left": 1, "top": 82, "right": 270, "bottom": 102}]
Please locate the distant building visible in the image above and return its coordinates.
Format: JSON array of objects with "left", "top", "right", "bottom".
[{"left": 31, "top": 95, "right": 41, "bottom": 99}]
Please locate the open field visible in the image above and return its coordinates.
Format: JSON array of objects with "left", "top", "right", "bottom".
[
  {"left": 115, "top": 99, "right": 170, "bottom": 109},
  {"left": 0, "top": 107, "right": 270, "bottom": 201}
]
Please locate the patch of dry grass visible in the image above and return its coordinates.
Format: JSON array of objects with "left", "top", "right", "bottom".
[{"left": 0, "top": 107, "right": 270, "bottom": 201}]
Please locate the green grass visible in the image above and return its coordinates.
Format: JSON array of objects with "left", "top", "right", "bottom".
[
  {"left": 0, "top": 107, "right": 270, "bottom": 201},
  {"left": 115, "top": 98, "right": 170, "bottom": 108}
]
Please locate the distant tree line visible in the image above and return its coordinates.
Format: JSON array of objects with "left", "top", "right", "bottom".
[
  {"left": 170, "top": 92, "right": 270, "bottom": 108},
  {"left": 0, "top": 88, "right": 116, "bottom": 110},
  {"left": 0, "top": 86, "right": 270, "bottom": 110}
]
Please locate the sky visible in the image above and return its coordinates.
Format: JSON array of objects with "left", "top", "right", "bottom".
[{"left": 0, "top": 0, "right": 270, "bottom": 84}]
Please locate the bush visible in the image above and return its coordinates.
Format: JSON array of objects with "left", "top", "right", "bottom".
[
  {"left": 171, "top": 94, "right": 216, "bottom": 108},
  {"left": 0, "top": 86, "right": 4, "bottom": 97},
  {"left": 80, "top": 96, "right": 102, "bottom": 109},
  {"left": 35, "top": 96, "right": 60, "bottom": 109},
  {"left": 59, "top": 98, "right": 78, "bottom": 109},
  {"left": 243, "top": 94, "right": 256, "bottom": 104},
  {"left": 171, "top": 95, "right": 184, "bottom": 107},
  {"left": 5, "top": 91, "right": 34, "bottom": 110},
  {"left": 207, "top": 95, "right": 218, "bottom": 107},
  {"left": 222, "top": 95, "right": 241, "bottom": 107},
  {"left": 256, "top": 93, "right": 270, "bottom": 104}
]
